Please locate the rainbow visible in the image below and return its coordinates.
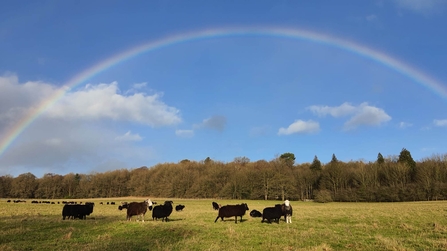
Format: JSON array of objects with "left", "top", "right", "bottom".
[{"left": 1, "top": 26, "right": 446, "bottom": 157}]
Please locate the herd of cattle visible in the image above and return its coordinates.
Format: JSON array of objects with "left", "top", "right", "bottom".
[
  {"left": 7, "top": 198, "right": 293, "bottom": 223},
  {"left": 213, "top": 199, "right": 293, "bottom": 224},
  {"left": 61, "top": 199, "right": 292, "bottom": 224}
]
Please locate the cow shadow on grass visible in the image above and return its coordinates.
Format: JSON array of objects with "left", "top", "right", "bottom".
[
  {"left": 215, "top": 218, "right": 248, "bottom": 223},
  {"left": 65, "top": 215, "right": 185, "bottom": 222},
  {"left": 151, "top": 217, "right": 184, "bottom": 222}
]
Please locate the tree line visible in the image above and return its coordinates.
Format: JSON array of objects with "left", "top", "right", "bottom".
[{"left": 1, "top": 148, "right": 447, "bottom": 202}]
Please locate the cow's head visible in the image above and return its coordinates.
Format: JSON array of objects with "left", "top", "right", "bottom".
[{"left": 146, "top": 199, "right": 153, "bottom": 211}]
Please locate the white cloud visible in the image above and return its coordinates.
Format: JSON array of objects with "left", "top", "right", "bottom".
[
  {"left": 344, "top": 103, "right": 391, "bottom": 130},
  {"left": 0, "top": 74, "right": 176, "bottom": 176},
  {"left": 278, "top": 120, "right": 320, "bottom": 135},
  {"left": 394, "top": 0, "right": 446, "bottom": 14},
  {"left": 115, "top": 131, "right": 143, "bottom": 141},
  {"left": 193, "top": 116, "right": 227, "bottom": 132},
  {"left": 434, "top": 119, "right": 447, "bottom": 127},
  {"left": 175, "top": 129, "right": 194, "bottom": 138},
  {"left": 399, "top": 122, "right": 413, "bottom": 128},
  {"left": 308, "top": 102, "right": 391, "bottom": 130},
  {"left": 46, "top": 82, "right": 182, "bottom": 127},
  {"left": 0, "top": 75, "right": 57, "bottom": 124},
  {"left": 0, "top": 76, "right": 181, "bottom": 128}
]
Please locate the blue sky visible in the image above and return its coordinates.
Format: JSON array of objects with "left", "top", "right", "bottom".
[{"left": 1, "top": 0, "right": 447, "bottom": 177}]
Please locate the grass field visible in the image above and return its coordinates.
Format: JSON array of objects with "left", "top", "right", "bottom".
[{"left": 0, "top": 198, "right": 446, "bottom": 251}]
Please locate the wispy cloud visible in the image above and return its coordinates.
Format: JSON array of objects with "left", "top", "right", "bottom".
[
  {"left": 366, "top": 14, "right": 377, "bottom": 21},
  {"left": 399, "top": 122, "right": 413, "bottom": 128},
  {"left": 394, "top": 0, "right": 446, "bottom": 14},
  {"left": 434, "top": 119, "right": 447, "bottom": 127},
  {"left": 249, "top": 125, "right": 270, "bottom": 137},
  {"left": 308, "top": 102, "right": 391, "bottom": 130},
  {"left": 115, "top": 131, "right": 142, "bottom": 141},
  {"left": 175, "top": 129, "right": 194, "bottom": 138},
  {"left": 193, "top": 116, "right": 227, "bottom": 132},
  {"left": 308, "top": 102, "right": 357, "bottom": 118},
  {"left": 132, "top": 82, "right": 147, "bottom": 89},
  {"left": 278, "top": 120, "right": 320, "bottom": 135}
]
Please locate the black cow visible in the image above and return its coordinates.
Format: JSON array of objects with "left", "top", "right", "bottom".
[
  {"left": 215, "top": 203, "right": 249, "bottom": 224},
  {"left": 152, "top": 201, "right": 174, "bottom": 222},
  {"left": 261, "top": 204, "right": 283, "bottom": 224},
  {"left": 118, "top": 199, "right": 152, "bottom": 221},
  {"left": 62, "top": 202, "right": 94, "bottom": 220},
  {"left": 175, "top": 204, "right": 185, "bottom": 211},
  {"left": 250, "top": 209, "right": 262, "bottom": 217}
]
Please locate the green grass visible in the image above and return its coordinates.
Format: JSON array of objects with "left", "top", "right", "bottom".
[{"left": 1, "top": 198, "right": 447, "bottom": 250}]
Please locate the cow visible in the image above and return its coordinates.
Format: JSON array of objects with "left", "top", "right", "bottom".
[
  {"left": 119, "top": 199, "right": 152, "bottom": 222},
  {"left": 215, "top": 203, "right": 249, "bottom": 224},
  {"left": 62, "top": 202, "right": 94, "bottom": 220},
  {"left": 175, "top": 204, "right": 185, "bottom": 211},
  {"left": 152, "top": 201, "right": 174, "bottom": 222},
  {"left": 282, "top": 200, "right": 293, "bottom": 223},
  {"left": 261, "top": 204, "right": 283, "bottom": 224},
  {"left": 250, "top": 209, "right": 262, "bottom": 217},
  {"left": 212, "top": 201, "right": 220, "bottom": 210}
]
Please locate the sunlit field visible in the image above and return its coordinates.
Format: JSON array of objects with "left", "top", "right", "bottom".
[{"left": 0, "top": 198, "right": 446, "bottom": 251}]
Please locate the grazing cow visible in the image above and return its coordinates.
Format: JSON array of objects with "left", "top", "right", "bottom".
[
  {"left": 119, "top": 199, "right": 152, "bottom": 222},
  {"left": 175, "top": 204, "right": 185, "bottom": 211},
  {"left": 7, "top": 200, "right": 11, "bottom": 203},
  {"left": 212, "top": 201, "right": 220, "bottom": 210},
  {"left": 250, "top": 209, "right": 262, "bottom": 217},
  {"left": 62, "top": 202, "right": 94, "bottom": 220},
  {"left": 215, "top": 203, "right": 249, "bottom": 224},
  {"left": 152, "top": 201, "right": 174, "bottom": 222},
  {"left": 261, "top": 204, "right": 283, "bottom": 224},
  {"left": 282, "top": 200, "right": 293, "bottom": 223},
  {"left": 111, "top": 202, "right": 116, "bottom": 205}
]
